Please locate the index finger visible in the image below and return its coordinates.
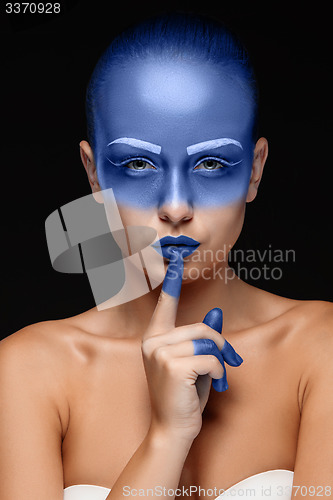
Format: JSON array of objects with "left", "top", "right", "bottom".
[{"left": 146, "top": 247, "right": 184, "bottom": 336}]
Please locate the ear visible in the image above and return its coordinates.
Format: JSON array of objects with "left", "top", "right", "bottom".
[
  {"left": 79, "top": 140, "right": 101, "bottom": 193},
  {"left": 246, "top": 137, "right": 268, "bottom": 203}
]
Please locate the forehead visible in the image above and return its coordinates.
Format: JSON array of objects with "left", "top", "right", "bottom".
[{"left": 94, "top": 58, "right": 254, "bottom": 150}]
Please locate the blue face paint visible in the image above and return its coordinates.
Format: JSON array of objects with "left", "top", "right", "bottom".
[{"left": 93, "top": 59, "right": 256, "bottom": 209}]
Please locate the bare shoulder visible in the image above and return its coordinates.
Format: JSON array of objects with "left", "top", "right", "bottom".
[
  {"left": 0, "top": 311, "right": 108, "bottom": 438},
  {"left": 245, "top": 280, "right": 332, "bottom": 329},
  {"left": 0, "top": 306, "right": 135, "bottom": 396},
  {"left": 0, "top": 307, "right": 114, "bottom": 366},
  {"left": 0, "top": 307, "right": 135, "bottom": 447},
  {"left": 242, "top": 282, "right": 333, "bottom": 357},
  {"left": 281, "top": 298, "right": 333, "bottom": 339},
  {"left": 245, "top": 289, "right": 333, "bottom": 412},
  {"left": 1, "top": 316, "right": 85, "bottom": 368},
  {"left": 0, "top": 319, "right": 70, "bottom": 373},
  {"left": 274, "top": 298, "right": 333, "bottom": 402},
  {"left": 281, "top": 298, "right": 333, "bottom": 360},
  {"left": 292, "top": 299, "right": 333, "bottom": 356}
]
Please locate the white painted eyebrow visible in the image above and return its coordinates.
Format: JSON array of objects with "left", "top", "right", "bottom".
[
  {"left": 107, "top": 137, "right": 161, "bottom": 154},
  {"left": 187, "top": 138, "right": 243, "bottom": 155}
]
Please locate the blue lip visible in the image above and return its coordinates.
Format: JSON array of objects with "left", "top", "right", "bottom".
[
  {"left": 151, "top": 235, "right": 200, "bottom": 259},
  {"left": 153, "top": 235, "right": 200, "bottom": 247}
]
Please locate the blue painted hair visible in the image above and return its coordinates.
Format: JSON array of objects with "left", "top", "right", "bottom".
[{"left": 86, "top": 12, "right": 259, "bottom": 150}]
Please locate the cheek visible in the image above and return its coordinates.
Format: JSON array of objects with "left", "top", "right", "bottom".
[
  {"left": 117, "top": 205, "right": 154, "bottom": 227},
  {"left": 201, "top": 202, "right": 246, "bottom": 254},
  {"left": 114, "top": 205, "right": 159, "bottom": 254},
  {"left": 180, "top": 203, "right": 246, "bottom": 285}
]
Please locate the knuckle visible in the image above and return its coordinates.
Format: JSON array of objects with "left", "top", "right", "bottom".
[
  {"left": 201, "top": 324, "right": 225, "bottom": 348},
  {"left": 209, "top": 354, "right": 224, "bottom": 372},
  {"left": 194, "top": 323, "right": 219, "bottom": 340},
  {"left": 218, "top": 334, "right": 226, "bottom": 345},
  {"left": 157, "top": 290, "right": 168, "bottom": 304},
  {"left": 193, "top": 322, "right": 205, "bottom": 332},
  {"left": 202, "top": 323, "right": 214, "bottom": 334},
  {"left": 203, "top": 324, "right": 219, "bottom": 339},
  {"left": 141, "top": 337, "right": 157, "bottom": 357},
  {"left": 211, "top": 333, "right": 224, "bottom": 350},
  {"left": 154, "top": 346, "right": 169, "bottom": 363}
]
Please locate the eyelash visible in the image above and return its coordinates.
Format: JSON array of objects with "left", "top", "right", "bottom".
[
  {"left": 107, "top": 157, "right": 156, "bottom": 170},
  {"left": 106, "top": 156, "right": 242, "bottom": 171},
  {"left": 193, "top": 156, "right": 242, "bottom": 170}
]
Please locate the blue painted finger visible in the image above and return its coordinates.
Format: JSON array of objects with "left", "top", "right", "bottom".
[
  {"left": 192, "top": 308, "right": 243, "bottom": 392},
  {"left": 192, "top": 338, "right": 228, "bottom": 392},
  {"left": 221, "top": 339, "right": 243, "bottom": 367},
  {"left": 161, "top": 247, "right": 184, "bottom": 298},
  {"left": 202, "top": 307, "right": 243, "bottom": 366},
  {"left": 201, "top": 308, "right": 227, "bottom": 391},
  {"left": 202, "top": 307, "right": 223, "bottom": 334}
]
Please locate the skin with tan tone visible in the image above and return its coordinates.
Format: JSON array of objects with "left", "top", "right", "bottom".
[{"left": 1, "top": 57, "right": 333, "bottom": 500}]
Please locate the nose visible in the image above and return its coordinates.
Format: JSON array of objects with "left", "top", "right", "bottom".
[
  {"left": 157, "top": 168, "right": 194, "bottom": 224},
  {"left": 158, "top": 200, "right": 193, "bottom": 224}
]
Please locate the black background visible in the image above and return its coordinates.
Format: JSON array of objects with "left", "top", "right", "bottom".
[{"left": 1, "top": 1, "right": 332, "bottom": 338}]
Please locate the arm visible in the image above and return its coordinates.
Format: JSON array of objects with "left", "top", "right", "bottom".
[
  {"left": 106, "top": 424, "right": 193, "bottom": 499},
  {"left": 107, "top": 253, "right": 241, "bottom": 499},
  {"left": 0, "top": 327, "right": 66, "bottom": 499},
  {"left": 292, "top": 307, "right": 333, "bottom": 498},
  {"left": 0, "top": 326, "right": 191, "bottom": 500}
]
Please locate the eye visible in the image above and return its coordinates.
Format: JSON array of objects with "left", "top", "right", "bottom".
[
  {"left": 126, "top": 160, "right": 155, "bottom": 170},
  {"left": 194, "top": 159, "right": 225, "bottom": 171},
  {"left": 193, "top": 157, "right": 242, "bottom": 172}
]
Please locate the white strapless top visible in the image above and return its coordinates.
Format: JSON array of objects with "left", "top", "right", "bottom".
[{"left": 63, "top": 469, "right": 294, "bottom": 499}]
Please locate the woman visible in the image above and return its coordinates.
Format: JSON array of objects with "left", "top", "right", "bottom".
[{"left": 1, "top": 12, "right": 332, "bottom": 500}]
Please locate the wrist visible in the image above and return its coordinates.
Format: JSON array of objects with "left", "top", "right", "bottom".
[{"left": 147, "top": 421, "right": 195, "bottom": 453}]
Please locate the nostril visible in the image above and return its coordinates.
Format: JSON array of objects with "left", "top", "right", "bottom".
[
  {"left": 158, "top": 201, "right": 194, "bottom": 223},
  {"left": 159, "top": 212, "right": 193, "bottom": 223}
]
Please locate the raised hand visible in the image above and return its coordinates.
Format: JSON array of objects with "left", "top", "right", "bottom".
[{"left": 142, "top": 247, "right": 243, "bottom": 442}]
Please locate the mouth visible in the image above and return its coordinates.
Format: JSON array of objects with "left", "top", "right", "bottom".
[{"left": 151, "top": 235, "right": 201, "bottom": 259}]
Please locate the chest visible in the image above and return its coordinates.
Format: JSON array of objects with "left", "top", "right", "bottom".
[{"left": 62, "top": 346, "right": 300, "bottom": 491}]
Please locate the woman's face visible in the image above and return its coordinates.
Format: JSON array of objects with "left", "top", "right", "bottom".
[{"left": 86, "top": 58, "right": 266, "bottom": 284}]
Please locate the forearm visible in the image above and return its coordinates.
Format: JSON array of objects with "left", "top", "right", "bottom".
[{"left": 106, "top": 425, "right": 193, "bottom": 500}]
